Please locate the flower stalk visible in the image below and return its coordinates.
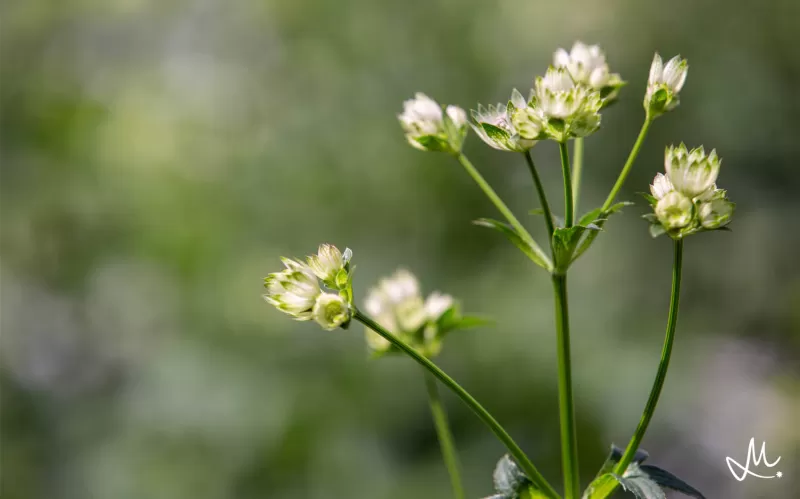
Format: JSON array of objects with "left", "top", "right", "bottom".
[
  {"left": 353, "top": 309, "right": 560, "bottom": 499},
  {"left": 558, "top": 142, "right": 574, "bottom": 228},
  {"left": 424, "top": 372, "right": 466, "bottom": 499},
  {"left": 572, "top": 138, "right": 584, "bottom": 213},
  {"left": 523, "top": 151, "right": 555, "bottom": 241}
]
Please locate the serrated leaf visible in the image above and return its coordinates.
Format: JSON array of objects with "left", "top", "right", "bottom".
[
  {"left": 595, "top": 445, "right": 649, "bottom": 478},
  {"left": 639, "top": 465, "right": 706, "bottom": 499},
  {"left": 649, "top": 224, "right": 667, "bottom": 238},
  {"left": 473, "top": 218, "right": 550, "bottom": 270}
]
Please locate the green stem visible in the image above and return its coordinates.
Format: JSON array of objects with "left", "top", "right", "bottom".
[
  {"left": 456, "top": 153, "right": 553, "bottom": 271},
  {"left": 601, "top": 118, "right": 652, "bottom": 211},
  {"left": 571, "top": 138, "right": 584, "bottom": 215},
  {"left": 551, "top": 275, "right": 579, "bottom": 498},
  {"left": 558, "top": 143, "right": 574, "bottom": 228},
  {"left": 523, "top": 151, "right": 555, "bottom": 241},
  {"left": 593, "top": 239, "right": 683, "bottom": 498},
  {"left": 424, "top": 372, "right": 466, "bottom": 499},
  {"left": 354, "top": 310, "right": 560, "bottom": 499}
]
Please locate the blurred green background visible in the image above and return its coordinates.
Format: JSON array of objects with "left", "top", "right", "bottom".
[{"left": 2, "top": 0, "right": 799, "bottom": 498}]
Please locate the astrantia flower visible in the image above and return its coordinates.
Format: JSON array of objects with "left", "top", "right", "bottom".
[
  {"left": 511, "top": 67, "right": 603, "bottom": 142},
  {"left": 312, "top": 293, "right": 351, "bottom": 331},
  {"left": 645, "top": 53, "right": 688, "bottom": 117},
  {"left": 363, "top": 269, "right": 459, "bottom": 357},
  {"left": 645, "top": 145, "right": 734, "bottom": 239},
  {"left": 553, "top": 41, "right": 625, "bottom": 104},
  {"left": 263, "top": 258, "right": 321, "bottom": 321},
  {"left": 471, "top": 89, "right": 538, "bottom": 152},
  {"left": 664, "top": 144, "right": 720, "bottom": 198},
  {"left": 307, "top": 244, "right": 352, "bottom": 289},
  {"left": 399, "top": 93, "right": 468, "bottom": 154}
]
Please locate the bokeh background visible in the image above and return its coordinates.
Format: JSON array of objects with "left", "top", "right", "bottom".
[{"left": 2, "top": 0, "right": 799, "bottom": 498}]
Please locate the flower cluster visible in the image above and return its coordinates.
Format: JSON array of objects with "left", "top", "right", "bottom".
[
  {"left": 644, "top": 53, "right": 688, "bottom": 117},
  {"left": 553, "top": 41, "right": 626, "bottom": 104},
  {"left": 263, "top": 244, "right": 353, "bottom": 330},
  {"left": 645, "top": 144, "right": 735, "bottom": 238},
  {"left": 511, "top": 66, "right": 604, "bottom": 143},
  {"left": 470, "top": 89, "right": 538, "bottom": 152},
  {"left": 363, "top": 269, "right": 459, "bottom": 357},
  {"left": 398, "top": 93, "right": 468, "bottom": 154}
]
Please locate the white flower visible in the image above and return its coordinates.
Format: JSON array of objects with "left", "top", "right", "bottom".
[
  {"left": 312, "top": 293, "right": 351, "bottom": 331},
  {"left": 471, "top": 89, "right": 538, "bottom": 152},
  {"left": 307, "top": 244, "right": 351, "bottom": 288},
  {"left": 424, "top": 292, "right": 454, "bottom": 321},
  {"left": 645, "top": 53, "right": 688, "bottom": 116},
  {"left": 398, "top": 93, "right": 468, "bottom": 153},
  {"left": 650, "top": 173, "right": 674, "bottom": 200},
  {"left": 263, "top": 258, "right": 321, "bottom": 321},
  {"left": 664, "top": 144, "right": 720, "bottom": 198},
  {"left": 553, "top": 41, "right": 625, "bottom": 103},
  {"left": 699, "top": 198, "right": 735, "bottom": 229},
  {"left": 655, "top": 191, "right": 694, "bottom": 230},
  {"left": 511, "top": 67, "right": 603, "bottom": 142}
]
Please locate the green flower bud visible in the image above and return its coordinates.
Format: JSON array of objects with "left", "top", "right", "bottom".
[
  {"left": 263, "top": 258, "right": 321, "bottom": 321},
  {"left": 645, "top": 53, "right": 688, "bottom": 118},
  {"left": 665, "top": 144, "right": 720, "bottom": 199},
  {"left": 655, "top": 191, "right": 694, "bottom": 230},
  {"left": 699, "top": 198, "right": 735, "bottom": 229},
  {"left": 307, "top": 244, "right": 351, "bottom": 288},
  {"left": 312, "top": 293, "right": 351, "bottom": 331}
]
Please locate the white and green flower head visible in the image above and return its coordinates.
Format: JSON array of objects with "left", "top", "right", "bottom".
[
  {"left": 363, "top": 269, "right": 462, "bottom": 358},
  {"left": 307, "top": 244, "right": 353, "bottom": 290},
  {"left": 263, "top": 258, "right": 322, "bottom": 321},
  {"left": 645, "top": 53, "right": 688, "bottom": 118},
  {"left": 398, "top": 93, "right": 468, "bottom": 154},
  {"left": 511, "top": 66, "right": 603, "bottom": 143},
  {"left": 645, "top": 144, "right": 734, "bottom": 238},
  {"left": 471, "top": 89, "right": 538, "bottom": 152},
  {"left": 553, "top": 41, "right": 625, "bottom": 105},
  {"left": 312, "top": 293, "right": 351, "bottom": 331},
  {"left": 263, "top": 244, "right": 354, "bottom": 330}
]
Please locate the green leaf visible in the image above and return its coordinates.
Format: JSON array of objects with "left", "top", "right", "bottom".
[
  {"left": 473, "top": 218, "right": 550, "bottom": 270},
  {"left": 649, "top": 223, "right": 667, "bottom": 238},
  {"left": 582, "top": 474, "right": 618, "bottom": 499},
  {"left": 639, "top": 465, "right": 706, "bottom": 499},
  {"left": 610, "top": 463, "right": 667, "bottom": 499},
  {"left": 552, "top": 225, "right": 598, "bottom": 272},
  {"left": 641, "top": 213, "right": 659, "bottom": 224},
  {"left": 595, "top": 445, "right": 649, "bottom": 478},
  {"left": 639, "top": 192, "right": 658, "bottom": 205},
  {"left": 529, "top": 208, "right": 545, "bottom": 216},
  {"left": 520, "top": 486, "right": 551, "bottom": 499},
  {"left": 414, "top": 134, "right": 450, "bottom": 152}
]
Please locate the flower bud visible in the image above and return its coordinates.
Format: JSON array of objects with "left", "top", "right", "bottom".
[
  {"left": 645, "top": 53, "right": 688, "bottom": 117},
  {"left": 655, "top": 191, "right": 694, "bottom": 230},
  {"left": 553, "top": 42, "right": 625, "bottom": 104},
  {"left": 699, "top": 198, "right": 735, "bottom": 229},
  {"left": 471, "top": 89, "right": 538, "bottom": 152},
  {"left": 312, "top": 293, "right": 351, "bottom": 331},
  {"left": 398, "top": 93, "right": 468, "bottom": 154},
  {"left": 512, "top": 67, "right": 603, "bottom": 142},
  {"left": 307, "top": 244, "right": 352, "bottom": 288},
  {"left": 665, "top": 144, "right": 720, "bottom": 199},
  {"left": 263, "top": 258, "right": 321, "bottom": 321},
  {"left": 424, "top": 292, "right": 455, "bottom": 322},
  {"left": 649, "top": 172, "right": 674, "bottom": 200}
]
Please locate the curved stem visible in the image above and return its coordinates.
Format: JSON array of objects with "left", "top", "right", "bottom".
[
  {"left": 601, "top": 118, "right": 652, "bottom": 211},
  {"left": 354, "top": 310, "right": 560, "bottom": 499},
  {"left": 552, "top": 274, "right": 579, "bottom": 498},
  {"left": 558, "top": 142, "right": 574, "bottom": 228},
  {"left": 523, "top": 151, "right": 555, "bottom": 241},
  {"left": 424, "top": 372, "right": 465, "bottom": 499},
  {"left": 592, "top": 239, "right": 684, "bottom": 498},
  {"left": 456, "top": 153, "right": 553, "bottom": 271},
  {"left": 571, "top": 138, "right": 584, "bottom": 215}
]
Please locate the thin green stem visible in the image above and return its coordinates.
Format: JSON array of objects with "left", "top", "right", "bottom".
[
  {"left": 424, "top": 372, "right": 465, "bottom": 499},
  {"left": 354, "top": 310, "right": 560, "bottom": 499},
  {"left": 601, "top": 118, "right": 652, "bottom": 211},
  {"left": 571, "top": 138, "right": 584, "bottom": 215},
  {"left": 551, "top": 275, "right": 579, "bottom": 498},
  {"left": 592, "top": 239, "right": 683, "bottom": 498},
  {"left": 456, "top": 153, "right": 552, "bottom": 271},
  {"left": 558, "top": 143, "right": 574, "bottom": 228},
  {"left": 523, "top": 151, "right": 555, "bottom": 241}
]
